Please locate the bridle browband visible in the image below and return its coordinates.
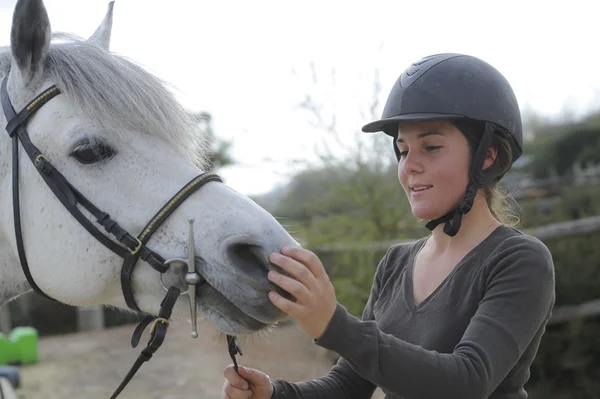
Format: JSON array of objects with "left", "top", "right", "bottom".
[{"left": 0, "top": 77, "right": 244, "bottom": 398}]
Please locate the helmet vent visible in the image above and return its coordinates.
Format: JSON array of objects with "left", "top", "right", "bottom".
[{"left": 400, "top": 53, "right": 462, "bottom": 88}]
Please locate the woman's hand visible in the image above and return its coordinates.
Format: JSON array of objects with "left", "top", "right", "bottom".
[
  {"left": 268, "top": 246, "right": 337, "bottom": 340},
  {"left": 221, "top": 365, "right": 273, "bottom": 399}
]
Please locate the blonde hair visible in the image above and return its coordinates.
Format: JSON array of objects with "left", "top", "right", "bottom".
[{"left": 484, "top": 185, "right": 520, "bottom": 227}]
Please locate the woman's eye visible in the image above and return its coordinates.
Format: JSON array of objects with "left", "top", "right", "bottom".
[
  {"left": 397, "top": 146, "right": 441, "bottom": 157},
  {"left": 71, "top": 141, "right": 116, "bottom": 164}
]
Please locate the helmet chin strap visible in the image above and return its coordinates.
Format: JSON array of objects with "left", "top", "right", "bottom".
[
  {"left": 424, "top": 122, "right": 496, "bottom": 237},
  {"left": 425, "top": 183, "right": 477, "bottom": 236}
]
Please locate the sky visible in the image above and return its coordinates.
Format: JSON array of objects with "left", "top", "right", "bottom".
[{"left": 0, "top": 0, "right": 599, "bottom": 196}]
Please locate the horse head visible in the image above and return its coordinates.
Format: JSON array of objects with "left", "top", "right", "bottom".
[{"left": 0, "top": 0, "right": 298, "bottom": 338}]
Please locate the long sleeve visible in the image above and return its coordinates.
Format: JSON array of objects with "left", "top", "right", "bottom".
[
  {"left": 269, "top": 253, "right": 390, "bottom": 398},
  {"left": 312, "top": 235, "right": 555, "bottom": 399},
  {"left": 270, "top": 359, "right": 377, "bottom": 399}
]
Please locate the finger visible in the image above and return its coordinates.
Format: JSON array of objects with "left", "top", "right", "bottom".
[
  {"left": 239, "top": 366, "right": 270, "bottom": 386},
  {"left": 281, "top": 246, "right": 327, "bottom": 279},
  {"left": 223, "top": 383, "right": 251, "bottom": 399},
  {"left": 270, "top": 252, "right": 318, "bottom": 290},
  {"left": 269, "top": 290, "right": 303, "bottom": 316},
  {"left": 223, "top": 365, "right": 249, "bottom": 389},
  {"left": 267, "top": 270, "right": 311, "bottom": 302}
]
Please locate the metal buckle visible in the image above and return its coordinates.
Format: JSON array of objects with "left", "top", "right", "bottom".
[
  {"left": 128, "top": 237, "right": 143, "bottom": 255},
  {"left": 149, "top": 317, "right": 169, "bottom": 336},
  {"left": 34, "top": 154, "right": 48, "bottom": 166}
]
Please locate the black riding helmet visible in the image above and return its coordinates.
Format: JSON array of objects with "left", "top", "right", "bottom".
[{"left": 362, "top": 53, "right": 523, "bottom": 236}]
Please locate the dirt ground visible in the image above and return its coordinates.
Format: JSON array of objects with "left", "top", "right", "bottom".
[{"left": 14, "top": 320, "right": 385, "bottom": 398}]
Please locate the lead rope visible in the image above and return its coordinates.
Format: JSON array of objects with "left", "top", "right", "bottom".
[{"left": 227, "top": 334, "right": 243, "bottom": 372}]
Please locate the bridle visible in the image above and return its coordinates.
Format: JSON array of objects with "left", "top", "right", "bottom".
[{"left": 0, "top": 77, "right": 244, "bottom": 398}]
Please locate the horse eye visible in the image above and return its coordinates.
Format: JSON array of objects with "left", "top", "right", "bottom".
[{"left": 71, "top": 141, "right": 116, "bottom": 164}]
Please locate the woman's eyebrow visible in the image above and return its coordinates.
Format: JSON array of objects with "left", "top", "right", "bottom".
[{"left": 396, "top": 130, "right": 446, "bottom": 143}]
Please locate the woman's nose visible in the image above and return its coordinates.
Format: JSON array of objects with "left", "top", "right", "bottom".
[{"left": 401, "top": 151, "right": 423, "bottom": 174}]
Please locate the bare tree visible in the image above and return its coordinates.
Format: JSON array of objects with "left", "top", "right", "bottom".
[
  {"left": 190, "top": 111, "right": 234, "bottom": 171},
  {"left": 279, "top": 59, "right": 415, "bottom": 242}
]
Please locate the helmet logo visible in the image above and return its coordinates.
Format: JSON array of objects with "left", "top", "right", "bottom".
[{"left": 400, "top": 53, "right": 462, "bottom": 88}]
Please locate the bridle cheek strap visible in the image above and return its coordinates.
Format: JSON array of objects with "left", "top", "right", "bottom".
[{"left": 1, "top": 78, "right": 61, "bottom": 301}]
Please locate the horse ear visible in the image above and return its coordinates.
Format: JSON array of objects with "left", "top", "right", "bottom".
[
  {"left": 10, "top": 0, "right": 51, "bottom": 82},
  {"left": 87, "top": 1, "right": 115, "bottom": 51}
]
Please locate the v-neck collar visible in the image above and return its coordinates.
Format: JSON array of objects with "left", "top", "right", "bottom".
[{"left": 403, "top": 225, "right": 506, "bottom": 312}]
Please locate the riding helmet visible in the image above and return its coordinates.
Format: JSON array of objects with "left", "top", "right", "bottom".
[{"left": 362, "top": 53, "right": 523, "bottom": 236}]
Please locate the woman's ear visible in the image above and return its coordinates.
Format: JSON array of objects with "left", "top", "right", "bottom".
[{"left": 482, "top": 145, "right": 498, "bottom": 170}]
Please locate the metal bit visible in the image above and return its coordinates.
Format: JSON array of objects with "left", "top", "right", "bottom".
[
  {"left": 162, "top": 217, "right": 202, "bottom": 338},
  {"left": 184, "top": 217, "right": 201, "bottom": 338}
]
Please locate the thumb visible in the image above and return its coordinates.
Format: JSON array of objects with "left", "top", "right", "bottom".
[{"left": 239, "top": 366, "right": 270, "bottom": 386}]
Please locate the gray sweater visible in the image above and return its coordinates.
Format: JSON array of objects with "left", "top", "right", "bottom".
[{"left": 271, "top": 225, "right": 555, "bottom": 398}]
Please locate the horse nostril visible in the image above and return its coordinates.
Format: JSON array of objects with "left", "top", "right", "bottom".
[
  {"left": 226, "top": 242, "right": 293, "bottom": 300},
  {"left": 227, "top": 243, "right": 269, "bottom": 278}
]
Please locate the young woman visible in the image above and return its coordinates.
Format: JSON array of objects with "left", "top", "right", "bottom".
[{"left": 221, "top": 53, "right": 555, "bottom": 399}]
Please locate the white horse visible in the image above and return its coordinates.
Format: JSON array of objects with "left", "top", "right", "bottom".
[{"left": 0, "top": 0, "right": 298, "bottom": 352}]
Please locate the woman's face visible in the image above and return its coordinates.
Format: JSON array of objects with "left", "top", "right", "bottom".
[{"left": 396, "top": 120, "right": 471, "bottom": 221}]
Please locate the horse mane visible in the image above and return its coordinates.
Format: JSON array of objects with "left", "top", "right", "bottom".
[{"left": 0, "top": 34, "right": 209, "bottom": 168}]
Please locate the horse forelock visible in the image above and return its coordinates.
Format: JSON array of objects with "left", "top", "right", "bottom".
[{"left": 2, "top": 34, "right": 209, "bottom": 169}]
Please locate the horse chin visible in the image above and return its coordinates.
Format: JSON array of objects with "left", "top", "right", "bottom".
[{"left": 195, "top": 282, "right": 273, "bottom": 335}]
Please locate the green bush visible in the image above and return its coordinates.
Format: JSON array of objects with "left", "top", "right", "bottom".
[
  {"left": 529, "top": 318, "right": 600, "bottom": 398},
  {"left": 316, "top": 247, "right": 387, "bottom": 317},
  {"left": 525, "top": 231, "right": 600, "bottom": 397}
]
